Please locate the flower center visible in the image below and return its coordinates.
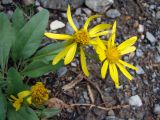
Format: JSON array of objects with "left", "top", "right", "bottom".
[
  {"left": 31, "top": 82, "right": 48, "bottom": 106},
  {"left": 106, "top": 47, "right": 120, "bottom": 63},
  {"left": 74, "top": 29, "right": 90, "bottom": 45}
]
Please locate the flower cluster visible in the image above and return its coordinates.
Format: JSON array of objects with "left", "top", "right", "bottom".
[
  {"left": 45, "top": 5, "right": 138, "bottom": 88},
  {"left": 9, "top": 82, "right": 48, "bottom": 111}
]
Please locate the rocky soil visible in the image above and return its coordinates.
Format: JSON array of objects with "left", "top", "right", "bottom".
[{"left": 1, "top": 0, "right": 160, "bottom": 120}]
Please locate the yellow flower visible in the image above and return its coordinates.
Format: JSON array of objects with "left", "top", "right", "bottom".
[
  {"left": 45, "top": 5, "right": 111, "bottom": 77},
  {"left": 30, "top": 82, "right": 49, "bottom": 106},
  {"left": 9, "top": 82, "right": 48, "bottom": 110},
  {"left": 9, "top": 91, "right": 31, "bottom": 111},
  {"left": 95, "top": 21, "right": 138, "bottom": 88}
]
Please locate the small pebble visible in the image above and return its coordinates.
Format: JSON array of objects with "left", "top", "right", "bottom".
[
  {"left": 156, "top": 11, "right": 160, "bottom": 19},
  {"left": 36, "top": 6, "right": 44, "bottom": 11},
  {"left": 57, "top": 67, "right": 68, "bottom": 77},
  {"left": 154, "top": 104, "right": 160, "bottom": 114},
  {"left": 75, "top": 8, "right": 82, "bottom": 16},
  {"left": 137, "top": 24, "right": 144, "bottom": 33},
  {"left": 146, "top": 32, "right": 157, "bottom": 43},
  {"left": 23, "top": 0, "right": 35, "bottom": 6},
  {"left": 50, "top": 20, "right": 65, "bottom": 30},
  {"left": 136, "top": 65, "right": 145, "bottom": 74},
  {"left": 2, "top": 0, "right": 13, "bottom": 4},
  {"left": 129, "top": 95, "right": 142, "bottom": 107},
  {"left": 106, "top": 9, "right": 121, "bottom": 18},
  {"left": 82, "top": 8, "right": 92, "bottom": 16},
  {"left": 136, "top": 49, "right": 143, "bottom": 57}
]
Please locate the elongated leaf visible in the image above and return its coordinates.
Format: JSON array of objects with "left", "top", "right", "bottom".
[
  {"left": 12, "top": 8, "right": 26, "bottom": 31},
  {"left": 7, "top": 68, "right": 28, "bottom": 95},
  {"left": 32, "top": 42, "right": 65, "bottom": 62},
  {"left": 22, "top": 60, "right": 63, "bottom": 78},
  {"left": 12, "top": 9, "right": 49, "bottom": 61},
  {"left": 0, "top": 13, "right": 15, "bottom": 70},
  {"left": 0, "top": 89, "right": 7, "bottom": 120},
  {"left": 40, "top": 108, "right": 60, "bottom": 119},
  {"left": 7, "top": 106, "right": 39, "bottom": 120}
]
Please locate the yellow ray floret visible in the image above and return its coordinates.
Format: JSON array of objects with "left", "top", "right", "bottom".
[
  {"left": 44, "top": 5, "right": 112, "bottom": 77},
  {"left": 95, "top": 21, "right": 138, "bottom": 88}
]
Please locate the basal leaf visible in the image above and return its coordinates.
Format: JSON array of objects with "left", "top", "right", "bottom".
[
  {"left": 40, "top": 108, "right": 60, "bottom": 119},
  {"left": 7, "top": 67, "right": 28, "bottom": 95},
  {"left": 12, "top": 9, "right": 49, "bottom": 61},
  {"left": 22, "top": 60, "right": 63, "bottom": 78},
  {"left": 32, "top": 42, "right": 65, "bottom": 62},
  {"left": 0, "top": 89, "right": 7, "bottom": 120},
  {"left": 12, "top": 7, "right": 26, "bottom": 31},
  {"left": 7, "top": 106, "right": 39, "bottom": 120},
  {"left": 0, "top": 13, "right": 15, "bottom": 70}
]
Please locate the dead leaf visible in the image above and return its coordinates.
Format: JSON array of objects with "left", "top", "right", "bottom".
[
  {"left": 62, "top": 73, "right": 84, "bottom": 91},
  {"left": 48, "top": 98, "right": 69, "bottom": 109}
]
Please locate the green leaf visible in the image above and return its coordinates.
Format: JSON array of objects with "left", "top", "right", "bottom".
[
  {"left": 0, "top": 13, "right": 15, "bottom": 70},
  {"left": 12, "top": 8, "right": 26, "bottom": 31},
  {"left": 7, "top": 106, "right": 39, "bottom": 120},
  {"left": 22, "top": 60, "right": 63, "bottom": 78},
  {"left": 0, "top": 89, "right": 7, "bottom": 120},
  {"left": 40, "top": 108, "right": 60, "bottom": 119},
  {"left": 7, "top": 67, "right": 27, "bottom": 95},
  {"left": 32, "top": 42, "right": 65, "bottom": 62},
  {"left": 12, "top": 9, "right": 49, "bottom": 61}
]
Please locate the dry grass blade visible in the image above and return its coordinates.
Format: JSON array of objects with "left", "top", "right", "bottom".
[
  {"left": 87, "top": 84, "right": 95, "bottom": 103},
  {"left": 71, "top": 103, "right": 129, "bottom": 111},
  {"left": 62, "top": 73, "right": 84, "bottom": 91}
]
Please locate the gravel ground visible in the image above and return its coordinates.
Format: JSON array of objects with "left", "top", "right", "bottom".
[{"left": 1, "top": 0, "right": 160, "bottom": 120}]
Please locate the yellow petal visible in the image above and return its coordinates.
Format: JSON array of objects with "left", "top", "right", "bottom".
[
  {"left": 13, "top": 102, "right": 21, "bottom": 111},
  {"left": 10, "top": 95, "right": 18, "bottom": 101},
  {"left": 89, "top": 40, "right": 97, "bottom": 45},
  {"left": 90, "top": 31, "right": 110, "bottom": 37},
  {"left": 44, "top": 33, "right": 73, "bottom": 40},
  {"left": 64, "top": 43, "right": 77, "bottom": 65},
  {"left": 96, "top": 37, "right": 107, "bottom": 50},
  {"left": 67, "top": 5, "right": 78, "bottom": 32},
  {"left": 101, "top": 60, "right": 109, "bottom": 79},
  {"left": 120, "top": 46, "right": 136, "bottom": 55},
  {"left": 89, "top": 23, "right": 112, "bottom": 35},
  {"left": 52, "top": 44, "right": 72, "bottom": 65},
  {"left": 18, "top": 90, "right": 31, "bottom": 99},
  {"left": 116, "top": 63, "right": 133, "bottom": 80},
  {"left": 27, "top": 97, "right": 32, "bottom": 104},
  {"left": 80, "top": 47, "right": 89, "bottom": 76},
  {"left": 84, "top": 15, "right": 101, "bottom": 30},
  {"left": 109, "top": 63, "right": 120, "bottom": 88},
  {"left": 118, "top": 59, "right": 138, "bottom": 70},
  {"left": 111, "top": 21, "right": 117, "bottom": 46},
  {"left": 118, "top": 36, "right": 137, "bottom": 51},
  {"left": 94, "top": 45, "right": 106, "bottom": 62}
]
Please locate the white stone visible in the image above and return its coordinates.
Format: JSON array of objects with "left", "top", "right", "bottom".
[
  {"left": 154, "top": 104, "right": 160, "bottom": 114},
  {"left": 85, "top": 0, "right": 114, "bottom": 13},
  {"left": 82, "top": 8, "right": 92, "bottom": 16},
  {"left": 136, "top": 65, "right": 145, "bottom": 74},
  {"left": 2, "top": 0, "right": 12, "bottom": 4},
  {"left": 129, "top": 95, "right": 142, "bottom": 107},
  {"left": 50, "top": 20, "right": 65, "bottom": 30},
  {"left": 136, "top": 49, "right": 143, "bottom": 57},
  {"left": 156, "top": 11, "right": 160, "bottom": 19},
  {"left": 146, "top": 32, "right": 157, "bottom": 43},
  {"left": 75, "top": 8, "right": 82, "bottom": 15},
  {"left": 106, "top": 9, "right": 121, "bottom": 18},
  {"left": 137, "top": 24, "right": 144, "bottom": 33}
]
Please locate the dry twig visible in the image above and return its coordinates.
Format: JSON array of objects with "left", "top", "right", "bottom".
[{"left": 71, "top": 103, "right": 129, "bottom": 111}]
